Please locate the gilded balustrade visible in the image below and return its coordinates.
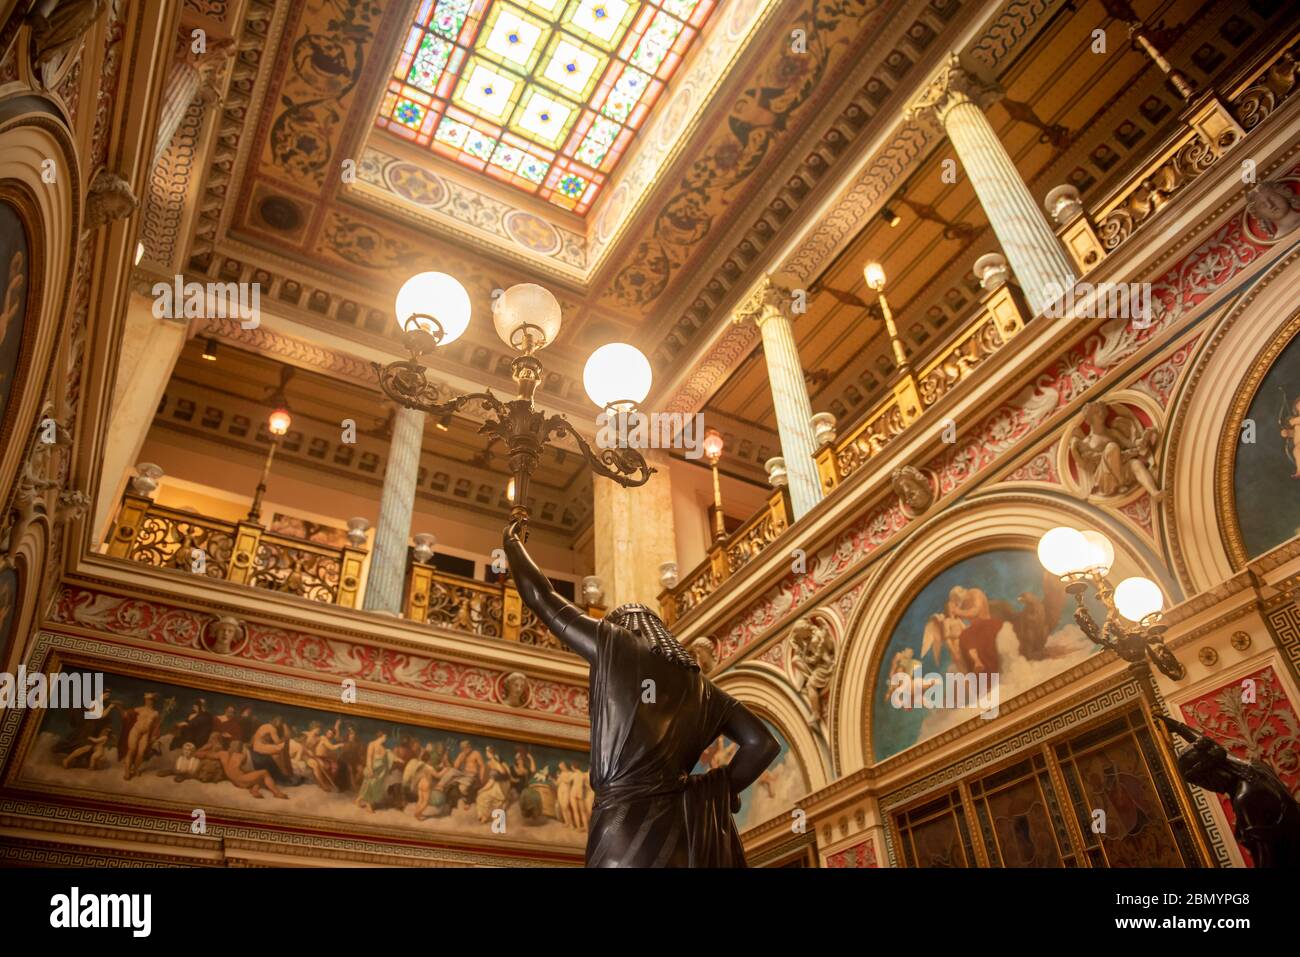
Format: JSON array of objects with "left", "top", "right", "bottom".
[
  {"left": 404, "top": 561, "right": 595, "bottom": 652},
  {"left": 108, "top": 493, "right": 366, "bottom": 606},
  {"left": 110, "top": 495, "right": 595, "bottom": 647},
  {"left": 1055, "top": 31, "right": 1299, "bottom": 273},
  {"left": 659, "top": 488, "right": 792, "bottom": 627},
  {"left": 815, "top": 282, "right": 1029, "bottom": 495}
]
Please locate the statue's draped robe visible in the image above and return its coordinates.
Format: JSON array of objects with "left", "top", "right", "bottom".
[{"left": 586, "top": 619, "right": 746, "bottom": 867}]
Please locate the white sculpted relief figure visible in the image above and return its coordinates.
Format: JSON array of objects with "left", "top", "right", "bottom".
[
  {"left": 789, "top": 616, "right": 836, "bottom": 728},
  {"left": 1069, "top": 401, "right": 1163, "bottom": 502}
]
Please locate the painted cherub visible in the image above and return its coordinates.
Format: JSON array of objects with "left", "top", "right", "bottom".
[{"left": 61, "top": 729, "right": 112, "bottom": 771}]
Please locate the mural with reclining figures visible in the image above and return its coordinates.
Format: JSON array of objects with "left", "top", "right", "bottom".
[
  {"left": 10, "top": 666, "right": 591, "bottom": 850},
  {"left": 873, "top": 549, "right": 1105, "bottom": 762}
]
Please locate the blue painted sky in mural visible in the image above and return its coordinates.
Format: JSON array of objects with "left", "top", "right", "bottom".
[{"left": 872, "top": 549, "right": 1104, "bottom": 762}]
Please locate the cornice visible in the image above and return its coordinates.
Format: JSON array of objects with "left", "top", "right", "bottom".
[{"left": 55, "top": 561, "right": 592, "bottom": 690}]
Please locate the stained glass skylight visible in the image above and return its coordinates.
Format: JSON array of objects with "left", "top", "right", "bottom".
[{"left": 376, "top": 0, "right": 716, "bottom": 214}]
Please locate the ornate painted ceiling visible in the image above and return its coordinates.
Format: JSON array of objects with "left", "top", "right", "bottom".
[
  {"left": 147, "top": 0, "right": 1278, "bottom": 524},
  {"left": 187, "top": 0, "right": 927, "bottom": 394}
]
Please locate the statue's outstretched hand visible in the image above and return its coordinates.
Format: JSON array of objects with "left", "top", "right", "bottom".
[{"left": 505, "top": 517, "right": 528, "bottom": 544}]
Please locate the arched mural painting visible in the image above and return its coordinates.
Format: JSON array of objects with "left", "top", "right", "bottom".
[
  {"left": 872, "top": 548, "right": 1106, "bottom": 762},
  {"left": 697, "top": 719, "right": 808, "bottom": 831},
  {"left": 0, "top": 200, "right": 29, "bottom": 431},
  {"left": 1232, "top": 327, "right": 1300, "bottom": 559},
  {"left": 0, "top": 566, "right": 17, "bottom": 669}
]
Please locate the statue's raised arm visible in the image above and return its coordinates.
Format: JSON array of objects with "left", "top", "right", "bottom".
[{"left": 502, "top": 520, "right": 600, "bottom": 664}]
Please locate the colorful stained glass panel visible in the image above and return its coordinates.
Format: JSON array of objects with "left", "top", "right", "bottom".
[{"left": 374, "top": 0, "right": 717, "bottom": 214}]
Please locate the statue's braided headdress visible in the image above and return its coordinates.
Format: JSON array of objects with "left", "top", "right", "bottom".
[{"left": 607, "top": 603, "right": 700, "bottom": 672}]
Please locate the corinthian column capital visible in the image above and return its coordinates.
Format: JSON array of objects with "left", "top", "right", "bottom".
[
  {"left": 734, "top": 275, "right": 796, "bottom": 328},
  {"left": 905, "top": 54, "right": 1002, "bottom": 129},
  {"left": 174, "top": 25, "right": 237, "bottom": 104}
]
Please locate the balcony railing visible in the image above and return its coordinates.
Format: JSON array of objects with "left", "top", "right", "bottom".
[
  {"left": 1057, "top": 33, "right": 1299, "bottom": 271},
  {"left": 659, "top": 487, "right": 792, "bottom": 627},
  {"left": 402, "top": 563, "right": 595, "bottom": 652},
  {"left": 108, "top": 493, "right": 367, "bottom": 606},
  {"left": 818, "top": 282, "right": 1029, "bottom": 492},
  {"left": 108, "top": 492, "right": 595, "bottom": 651}
]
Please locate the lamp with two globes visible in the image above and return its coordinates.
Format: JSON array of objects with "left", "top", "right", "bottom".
[{"left": 1036, "top": 525, "right": 1184, "bottom": 679}]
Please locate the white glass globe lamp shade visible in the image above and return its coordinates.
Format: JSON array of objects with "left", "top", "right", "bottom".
[
  {"left": 1080, "top": 530, "right": 1115, "bottom": 575},
  {"left": 1037, "top": 526, "right": 1090, "bottom": 577},
  {"left": 395, "top": 272, "right": 471, "bottom": 350},
  {"left": 584, "top": 343, "right": 652, "bottom": 412},
  {"left": 1114, "top": 577, "right": 1164, "bottom": 623},
  {"left": 493, "top": 283, "right": 562, "bottom": 353}
]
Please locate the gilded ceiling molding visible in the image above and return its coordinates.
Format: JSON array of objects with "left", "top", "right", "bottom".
[
  {"left": 351, "top": 145, "right": 588, "bottom": 274},
  {"left": 662, "top": 321, "right": 759, "bottom": 415},
  {"left": 188, "top": 0, "right": 279, "bottom": 260},
  {"left": 140, "top": 99, "right": 203, "bottom": 269},
  {"left": 967, "top": 0, "right": 1059, "bottom": 68},
  {"left": 782, "top": 123, "right": 932, "bottom": 283}
]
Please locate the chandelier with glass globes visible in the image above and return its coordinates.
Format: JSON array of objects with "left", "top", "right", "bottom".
[{"left": 375, "top": 272, "right": 656, "bottom": 523}]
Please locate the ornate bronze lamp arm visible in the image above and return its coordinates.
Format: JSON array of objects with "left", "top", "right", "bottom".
[{"left": 543, "top": 414, "right": 654, "bottom": 488}]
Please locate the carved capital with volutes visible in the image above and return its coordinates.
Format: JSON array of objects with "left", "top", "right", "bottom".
[
  {"left": 733, "top": 275, "right": 797, "bottom": 328},
  {"left": 905, "top": 54, "right": 1002, "bottom": 131},
  {"left": 173, "top": 26, "right": 236, "bottom": 105}
]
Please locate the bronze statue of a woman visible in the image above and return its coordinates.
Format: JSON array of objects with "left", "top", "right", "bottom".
[{"left": 504, "top": 522, "right": 779, "bottom": 867}]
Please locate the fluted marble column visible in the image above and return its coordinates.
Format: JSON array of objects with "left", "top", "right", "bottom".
[
  {"left": 907, "top": 54, "right": 1076, "bottom": 317},
  {"left": 363, "top": 406, "right": 425, "bottom": 614},
  {"left": 735, "top": 278, "right": 822, "bottom": 519}
]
